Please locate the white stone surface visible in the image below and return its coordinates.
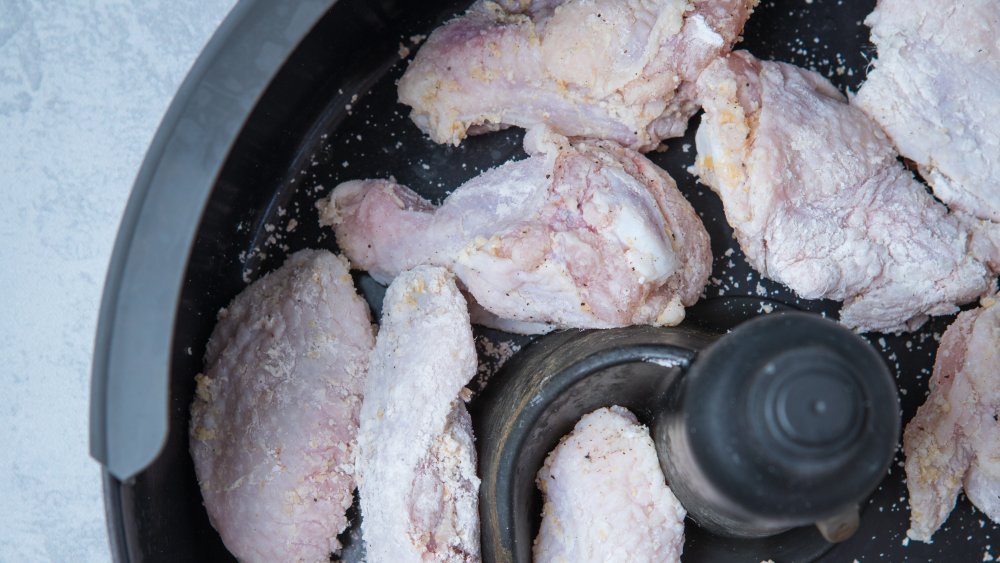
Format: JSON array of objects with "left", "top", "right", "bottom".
[{"left": 0, "top": 1, "right": 236, "bottom": 560}]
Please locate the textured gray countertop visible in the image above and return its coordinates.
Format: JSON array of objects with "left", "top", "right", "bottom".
[{"left": 0, "top": 1, "right": 236, "bottom": 560}]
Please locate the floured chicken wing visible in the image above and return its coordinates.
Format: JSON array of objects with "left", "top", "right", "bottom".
[
  {"left": 355, "top": 266, "right": 480, "bottom": 563},
  {"left": 903, "top": 296, "right": 1000, "bottom": 542},
  {"left": 694, "top": 51, "right": 995, "bottom": 333},
  {"left": 189, "top": 249, "right": 374, "bottom": 563},
  {"left": 854, "top": 0, "right": 1000, "bottom": 222},
  {"left": 399, "top": 0, "right": 756, "bottom": 151},
  {"left": 534, "top": 406, "right": 685, "bottom": 563},
  {"left": 318, "top": 130, "right": 711, "bottom": 333}
]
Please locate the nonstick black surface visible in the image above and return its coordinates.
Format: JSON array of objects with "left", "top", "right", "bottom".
[{"left": 126, "top": 0, "right": 997, "bottom": 561}]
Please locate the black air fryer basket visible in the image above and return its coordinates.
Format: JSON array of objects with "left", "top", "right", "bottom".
[{"left": 90, "top": 0, "right": 997, "bottom": 561}]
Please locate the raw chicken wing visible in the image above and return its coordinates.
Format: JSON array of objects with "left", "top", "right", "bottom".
[
  {"left": 903, "top": 296, "right": 1000, "bottom": 542},
  {"left": 189, "top": 249, "right": 374, "bottom": 563},
  {"left": 355, "top": 266, "right": 480, "bottom": 562},
  {"left": 399, "top": 0, "right": 756, "bottom": 151},
  {"left": 534, "top": 406, "right": 685, "bottom": 563},
  {"left": 319, "top": 130, "right": 712, "bottom": 333},
  {"left": 854, "top": 0, "right": 1000, "bottom": 222},
  {"left": 694, "top": 51, "right": 995, "bottom": 333}
]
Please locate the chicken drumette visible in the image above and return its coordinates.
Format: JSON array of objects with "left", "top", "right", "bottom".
[{"left": 319, "top": 129, "right": 711, "bottom": 333}]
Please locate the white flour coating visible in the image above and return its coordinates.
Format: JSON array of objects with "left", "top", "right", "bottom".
[
  {"left": 473, "top": 338, "right": 524, "bottom": 390},
  {"left": 356, "top": 266, "right": 481, "bottom": 562}
]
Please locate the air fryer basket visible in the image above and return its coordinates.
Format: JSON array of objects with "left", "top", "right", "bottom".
[{"left": 95, "top": 0, "right": 998, "bottom": 561}]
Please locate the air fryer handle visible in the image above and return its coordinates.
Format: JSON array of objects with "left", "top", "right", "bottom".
[{"left": 89, "top": 0, "right": 338, "bottom": 481}]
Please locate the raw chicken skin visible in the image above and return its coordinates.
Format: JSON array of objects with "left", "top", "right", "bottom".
[
  {"left": 318, "top": 130, "right": 711, "bottom": 333},
  {"left": 189, "top": 249, "right": 374, "bottom": 563},
  {"left": 355, "top": 266, "right": 480, "bottom": 563},
  {"left": 694, "top": 51, "right": 996, "bottom": 333},
  {"left": 534, "top": 406, "right": 685, "bottom": 563},
  {"left": 967, "top": 214, "right": 1000, "bottom": 275},
  {"left": 903, "top": 296, "right": 1000, "bottom": 542},
  {"left": 398, "top": 0, "right": 756, "bottom": 151},
  {"left": 854, "top": 0, "right": 1000, "bottom": 222}
]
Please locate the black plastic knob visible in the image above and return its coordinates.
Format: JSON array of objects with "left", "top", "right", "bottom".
[
  {"left": 655, "top": 312, "right": 900, "bottom": 538},
  {"left": 757, "top": 347, "right": 864, "bottom": 452}
]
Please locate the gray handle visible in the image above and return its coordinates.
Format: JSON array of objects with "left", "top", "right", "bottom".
[{"left": 89, "top": 0, "right": 336, "bottom": 481}]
